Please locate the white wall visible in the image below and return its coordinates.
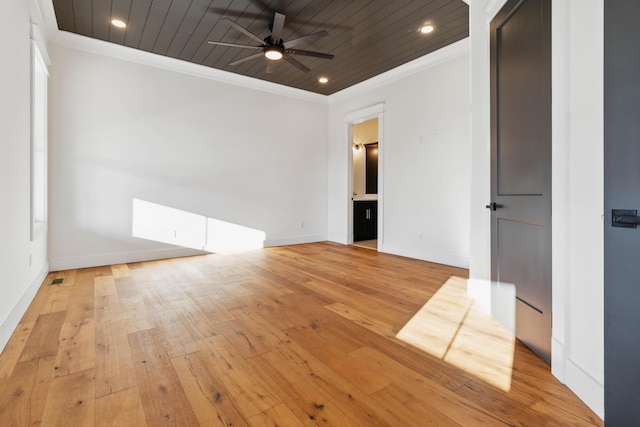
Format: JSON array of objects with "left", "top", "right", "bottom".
[
  {"left": 48, "top": 42, "right": 328, "bottom": 270},
  {"left": 0, "top": 0, "right": 50, "bottom": 351},
  {"left": 551, "top": 0, "right": 604, "bottom": 416},
  {"left": 328, "top": 42, "right": 471, "bottom": 269},
  {"left": 467, "top": 0, "right": 604, "bottom": 418}
]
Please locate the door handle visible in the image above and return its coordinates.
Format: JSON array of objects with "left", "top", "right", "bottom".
[
  {"left": 612, "top": 209, "right": 640, "bottom": 228},
  {"left": 366, "top": 208, "right": 370, "bottom": 219},
  {"left": 486, "top": 202, "right": 503, "bottom": 211}
]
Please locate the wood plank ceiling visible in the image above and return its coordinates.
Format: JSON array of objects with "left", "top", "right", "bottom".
[{"left": 51, "top": 0, "right": 469, "bottom": 95}]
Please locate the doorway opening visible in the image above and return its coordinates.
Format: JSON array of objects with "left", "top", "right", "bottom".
[{"left": 351, "top": 117, "right": 379, "bottom": 250}]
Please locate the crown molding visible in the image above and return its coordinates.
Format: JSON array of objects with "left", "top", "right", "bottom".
[
  {"left": 52, "top": 31, "right": 328, "bottom": 104},
  {"left": 327, "top": 38, "right": 470, "bottom": 104}
]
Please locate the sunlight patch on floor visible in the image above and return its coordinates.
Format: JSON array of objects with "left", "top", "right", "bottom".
[{"left": 396, "top": 276, "right": 515, "bottom": 391}]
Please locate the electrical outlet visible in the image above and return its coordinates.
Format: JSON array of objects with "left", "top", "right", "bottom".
[
  {"left": 300, "top": 222, "right": 305, "bottom": 229},
  {"left": 418, "top": 232, "right": 424, "bottom": 240}
]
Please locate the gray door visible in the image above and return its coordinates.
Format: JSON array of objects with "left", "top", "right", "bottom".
[
  {"left": 604, "top": 1, "right": 640, "bottom": 423},
  {"left": 490, "top": 0, "right": 552, "bottom": 364}
]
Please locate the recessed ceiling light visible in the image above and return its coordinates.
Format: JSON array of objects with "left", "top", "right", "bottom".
[
  {"left": 318, "top": 77, "right": 329, "bottom": 84},
  {"left": 420, "top": 25, "right": 434, "bottom": 34},
  {"left": 111, "top": 19, "right": 127, "bottom": 28}
]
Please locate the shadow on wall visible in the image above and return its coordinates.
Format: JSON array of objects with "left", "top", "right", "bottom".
[{"left": 132, "top": 199, "right": 266, "bottom": 253}]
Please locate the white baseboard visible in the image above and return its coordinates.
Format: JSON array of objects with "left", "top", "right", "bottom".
[
  {"left": 0, "top": 262, "right": 49, "bottom": 353},
  {"left": 264, "top": 234, "right": 327, "bottom": 248},
  {"left": 49, "top": 247, "right": 205, "bottom": 271},
  {"left": 50, "top": 237, "right": 330, "bottom": 271},
  {"left": 551, "top": 336, "right": 566, "bottom": 383},
  {"left": 565, "top": 358, "right": 604, "bottom": 420},
  {"left": 381, "top": 244, "right": 469, "bottom": 269}
]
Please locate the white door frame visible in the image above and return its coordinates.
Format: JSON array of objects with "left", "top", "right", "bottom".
[{"left": 344, "top": 103, "right": 384, "bottom": 250}]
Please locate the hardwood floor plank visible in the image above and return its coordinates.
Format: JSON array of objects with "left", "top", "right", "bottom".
[
  {"left": 347, "top": 345, "right": 509, "bottom": 426},
  {"left": 324, "top": 301, "right": 397, "bottom": 338},
  {"left": 0, "top": 242, "right": 602, "bottom": 426},
  {"left": 167, "top": 299, "right": 227, "bottom": 341},
  {"left": 40, "top": 368, "right": 95, "bottom": 427},
  {"left": 95, "top": 293, "right": 148, "bottom": 327},
  {"left": 327, "top": 312, "right": 475, "bottom": 392},
  {"left": 284, "top": 327, "right": 392, "bottom": 395},
  {"left": 127, "top": 328, "right": 199, "bottom": 426},
  {"left": 171, "top": 352, "right": 251, "bottom": 427},
  {"left": 457, "top": 379, "right": 578, "bottom": 426},
  {"left": 225, "top": 304, "right": 306, "bottom": 351},
  {"left": 197, "top": 334, "right": 282, "bottom": 417},
  {"left": 18, "top": 311, "right": 66, "bottom": 363},
  {"left": 53, "top": 318, "right": 95, "bottom": 378},
  {"left": 152, "top": 310, "right": 200, "bottom": 359},
  {"left": 302, "top": 278, "right": 415, "bottom": 328},
  {"left": 248, "top": 402, "right": 305, "bottom": 426},
  {"left": 94, "top": 275, "right": 117, "bottom": 298},
  {"left": 95, "top": 387, "right": 147, "bottom": 427},
  {"left": 530, "top": 396, "right": 605, "bottom": 427},
  {"left": 215, "top": 320, "right": 272, "bottom": 359},
  {"left": 110, "top": 263, "right": 131, "bottom": 279},
  {"left": 370, "top": 383, "right": 469, "bottom": 427},
  {"left": 29, "top": 355, "right": 58, "bottom": 426},
  {"left": 64, "top": 271, "right": 96, "bottom": 322},
  {"left": 94, "top": 319, "right": 138, "bottom": 398},
  {"left": 115, "top": 276, "right": 142, "bottom": 299},
  {"left": 279, "top": 294, "right": 366, "bottom": 354},
  {"left": 269, "top": 247, "right": 429, "bottom": 310},
  {"left": 255, "top": 338, "right": 391, "bottom": 426},
  {"left": 0, "top": 359, "right": 41, "bottom": 425},
  {"left": 253, "top": 352, "right": 368, "bottom": 426},
  {"left": 0, "top": 321, "right": 35, "bottom": 378},
  {"left": 232, "top": 357, "right": 319, "bottom": 427}
]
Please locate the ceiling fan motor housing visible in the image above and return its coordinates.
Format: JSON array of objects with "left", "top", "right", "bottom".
[{"left": 264, "top": 39, "right": 285, "bottom": 60}]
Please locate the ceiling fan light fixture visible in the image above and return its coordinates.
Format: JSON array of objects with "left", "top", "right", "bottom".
[
  {"left": 264, "top": 46, "right": 284, "bottom": 61},
  {"left": 318, "top": 77, "right": 329, "bottom": 84}
]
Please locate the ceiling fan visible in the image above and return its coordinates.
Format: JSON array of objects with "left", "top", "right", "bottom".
[{"left": 207, "top": 12, "right": 334, "bottom": 73}]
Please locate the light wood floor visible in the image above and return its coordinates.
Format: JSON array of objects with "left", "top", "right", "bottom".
[
  {"left": 352, "top": 240, "right": 377, "bottom": 250},
  {"left": 0, "top": 242, "right": 602, "bottom": 426}
]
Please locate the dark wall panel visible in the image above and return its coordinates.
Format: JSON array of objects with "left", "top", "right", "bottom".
[{"left": 604, "top": 1, "right": 640, "bottom": 424}]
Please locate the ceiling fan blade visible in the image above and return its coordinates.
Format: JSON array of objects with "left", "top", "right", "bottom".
[
  {"left": 266, "top": 61, "right": 275, "bottom": 74},
  {"left": 271, "top": 12, "right": 285, "bottom": 43},
  {"left": 283, "top": 30, "right": 329, "bottom": 49},
  {"left": 286, "top": 48, "right": 334, "bottom": 60},
  {"left": 223, "top": 18, "right": 266, "bottom": 46},
  {"left": 284, "top": 55, "right": 310, "bottom": 73},
  {"left": 229, "top": 52, "right": 264, "bottom": 66},
  {"left": 207, "top": 41, "right": 263, "bottom": 50}
]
